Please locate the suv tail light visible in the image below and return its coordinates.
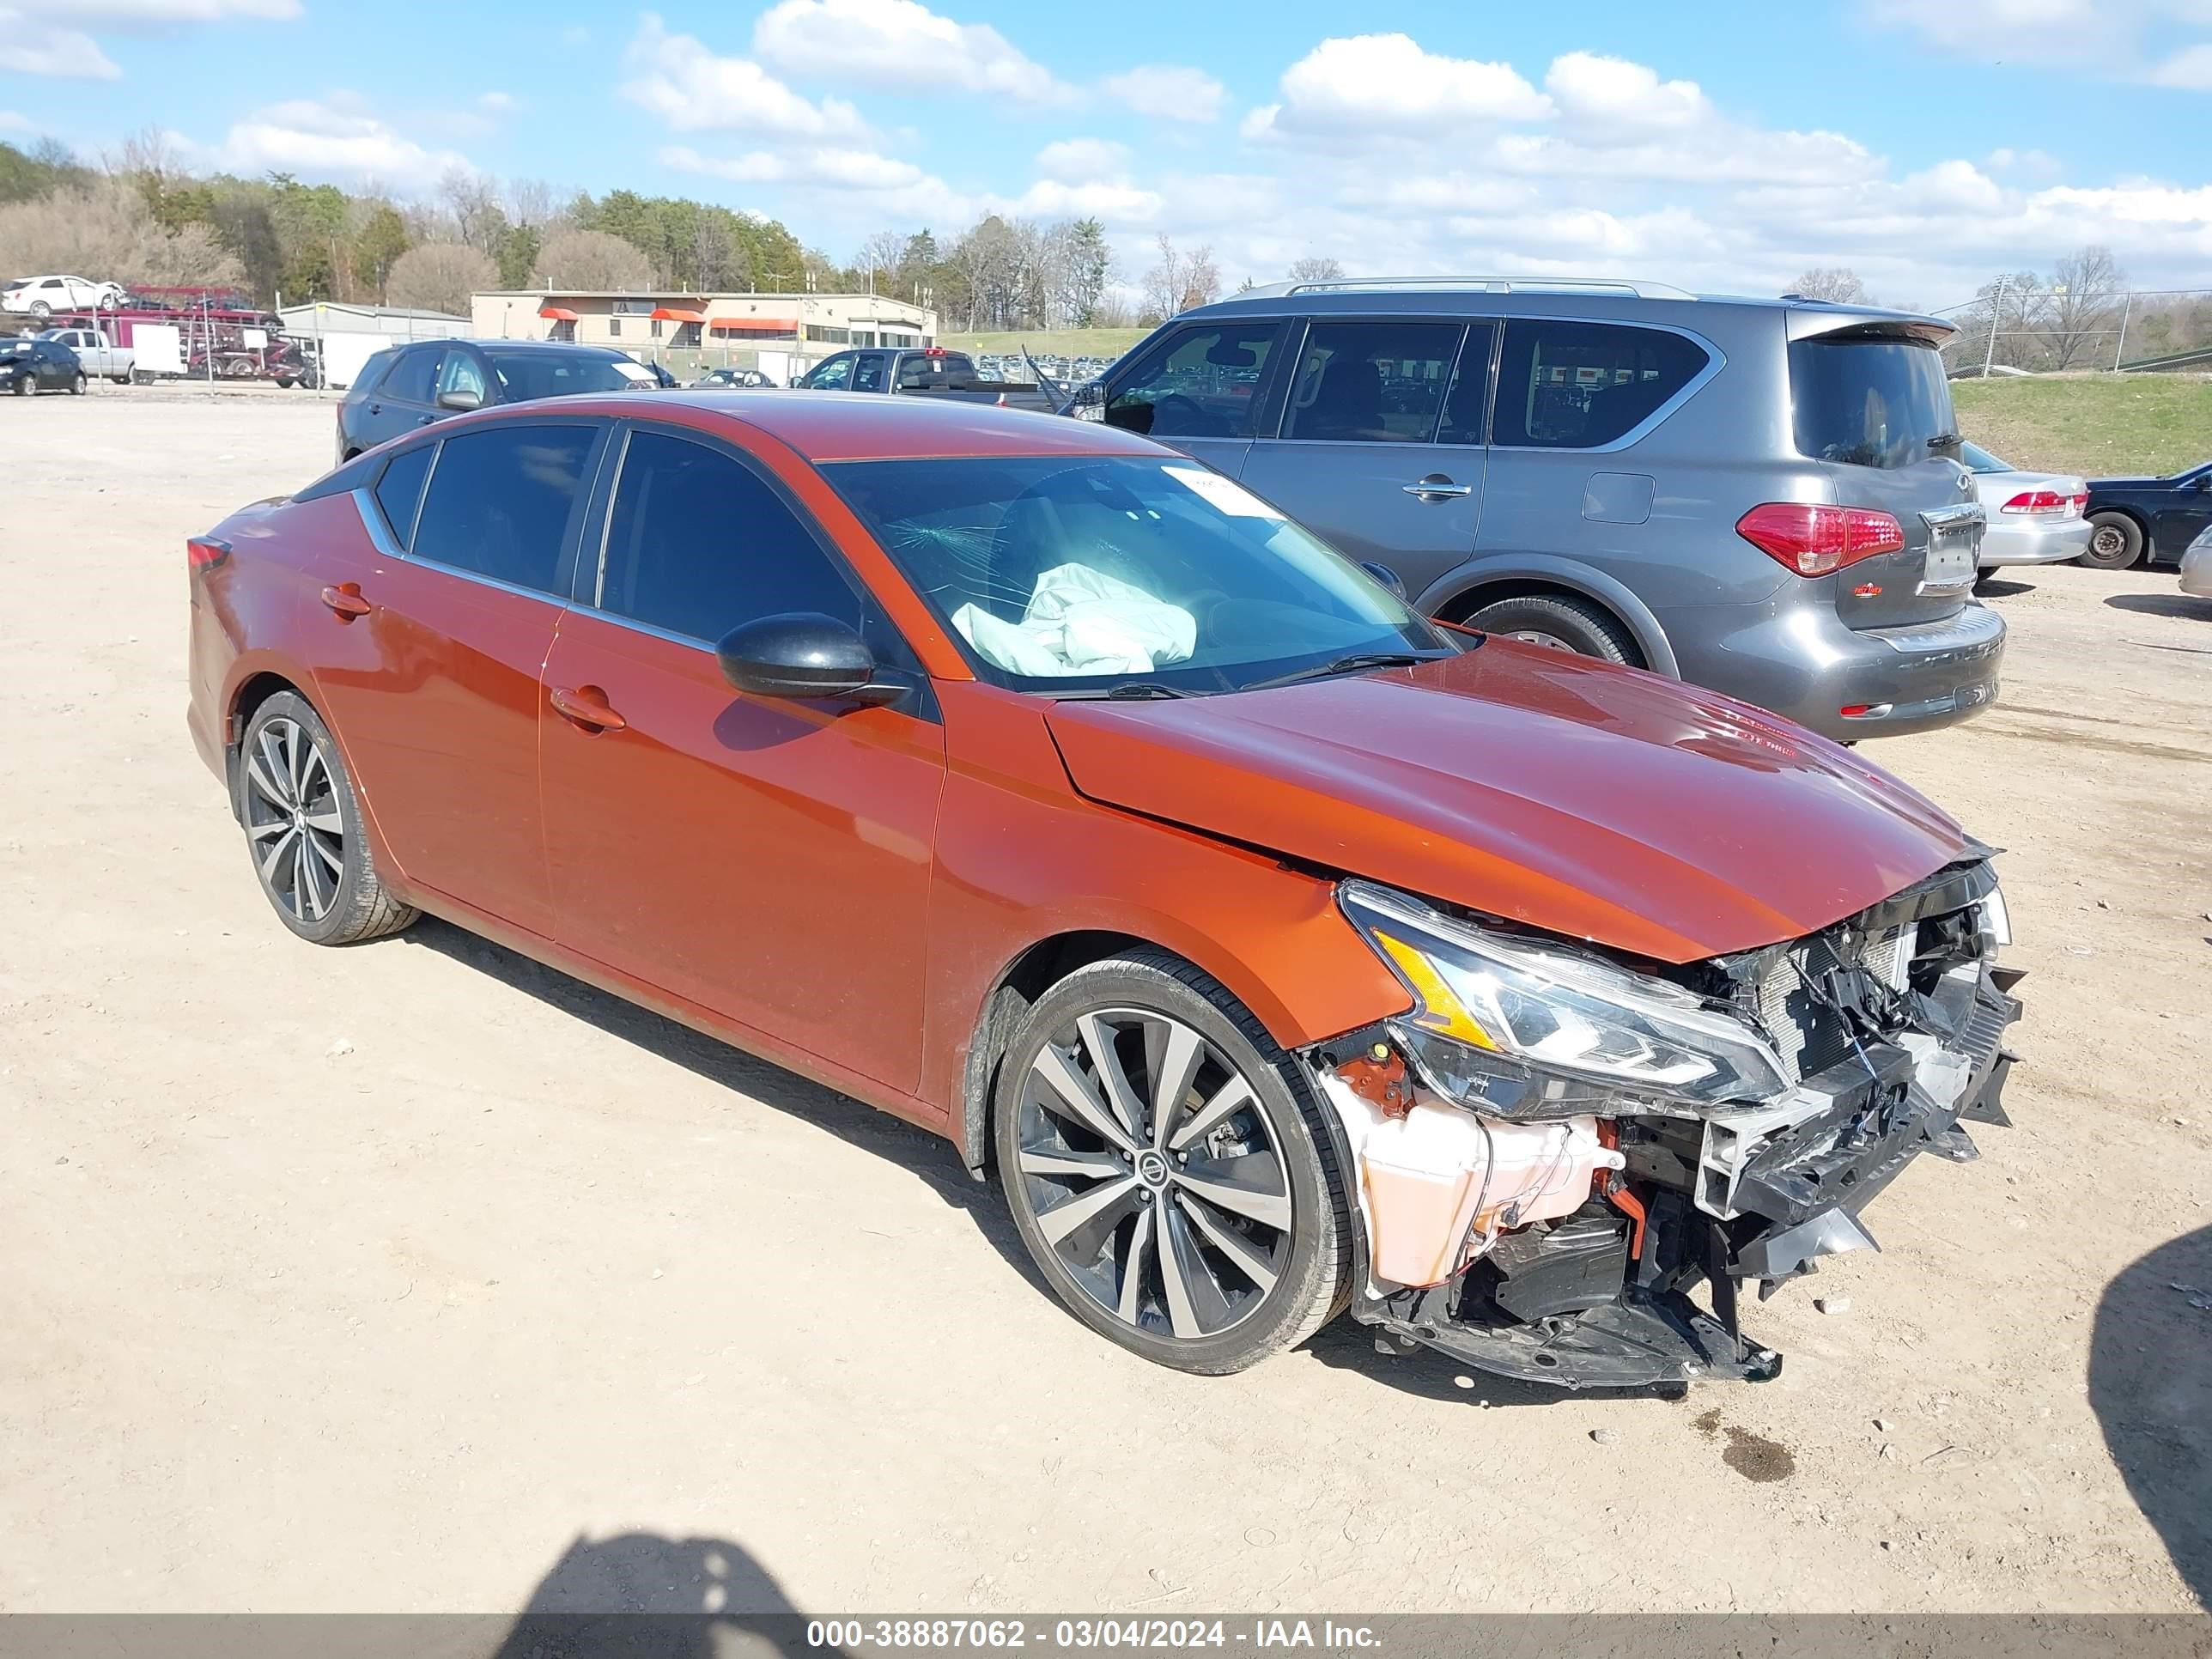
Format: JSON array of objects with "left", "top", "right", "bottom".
[
  {"left": 186, "top": 534, "right": 230, "bottom": 573},
  {"left": 1735, "top": 503, "right": 1906, "bottom": 576},
  {"left": 2002, "top": 488, "right": 2087, "bottom": 517}
]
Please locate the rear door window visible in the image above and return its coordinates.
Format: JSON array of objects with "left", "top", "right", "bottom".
[
  {"left": 853, "top": 351, "right": 890, "bottom": 392},
  {"left": 409, "top": 423, "right": 599, "bottom": 594},
  {"left": 1105, "top": 321, "right": 1283, "bottom": 441},
  {"left": 1279, "top": 320, "right": 1468, "bottom": 443},
  {"left": 381, "top": 346, "right": 442, "bottom": 406},
  {"left": 373, "top": 445, "right": 434, "bottom": 547},
  {"left": 1789, "top": 334, "right": 1956, "bottom": 470},
  {"left": 1495, "top": 320, "right": 1710, "bottom": 448}
]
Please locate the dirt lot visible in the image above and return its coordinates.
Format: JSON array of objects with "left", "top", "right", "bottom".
[{"left": 2, "top": 392, "right": 2206, "bottom": 1617}]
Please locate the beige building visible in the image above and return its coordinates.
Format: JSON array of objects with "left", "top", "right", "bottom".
[{"left": 469, "top": 289, "right": 939, "bottom": 380}]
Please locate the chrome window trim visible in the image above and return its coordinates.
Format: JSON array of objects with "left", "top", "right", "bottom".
[{"left": 1263, "top": 316, "right": 1474, "bottom": 447}]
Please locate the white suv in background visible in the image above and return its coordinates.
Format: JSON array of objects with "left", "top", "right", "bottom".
[{"left": 2, "top": 275, "right": 125, "bottom": 319}]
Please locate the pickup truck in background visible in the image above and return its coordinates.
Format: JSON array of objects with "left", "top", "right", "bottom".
[
  {"left": 37, "top": 325, "right": 133, "bottom": 383},
  {"left": 793, "top": 345, "right": 1053, "bottom": 410}
]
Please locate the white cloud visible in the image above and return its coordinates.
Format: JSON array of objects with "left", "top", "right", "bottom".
[
  {"left": 479, "top": 91, "right": 517, "bottom": 114},
  {"left": 0, "top": 110, "right": 30, "bottom": 131},
  {"left": 620, "top": 13, "right": 869, "bottom": 138},
  {"left": 70, "top": 1, "right": 298, "bottom": 17},
  {"left": 1036, "top": 137, "right": 1130, "bottom": 183},
  {"left": 1102, "top": 64, "right": 1226, "bottom": 123},
  {"left": 661, "top": 143, "right": 930, "bottom": 193},
  {"left": 1247, "top": 33, "right": 1553, "bottom": 141},
  {"left": 0, "top": 14, "right": 121, "bottom": 78},
  {"left": 2148, "top": 42, "right": 2212, "bottom": 86},
  {"left": 1545, "top": 52, "right": 1709, "bottom": 131},
  {"left": 213, "top": 96, "right": 469, "bottom": 186},
  {"left": 753, "top": 0, "right": 1071, "bottom": 102}
]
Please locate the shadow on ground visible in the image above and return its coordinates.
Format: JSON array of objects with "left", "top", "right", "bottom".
[
  {"left": 1975, "top": 576, "right": 2040, "bottom": 599},
  {"left": 492, "top": 1531, "right": 838, "bottom": 1657},
  {"left": 2106, "top": 591, "right": 2211, "bottom": 621},
  {"left": 2089, "top": 1223, "right": 2211, "bottom": 1610},
  {"left": 402, "top": 918, "right": 1047, "bottom": 1298}
]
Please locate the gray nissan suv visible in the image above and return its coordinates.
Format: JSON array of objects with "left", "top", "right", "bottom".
[{"left": 1073, "top": 279, "right": 2002, "bottom": 738}]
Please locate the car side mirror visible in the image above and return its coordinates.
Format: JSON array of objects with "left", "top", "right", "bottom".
[
  {"left": 1361, "top": 561, "right": 1407, "bottom": 599},
  {"left": 716, "top": 613, "right": 902, "bottom": 705},
  {"left": 436, "top": 387, "right": 482, "bottom": 411}
]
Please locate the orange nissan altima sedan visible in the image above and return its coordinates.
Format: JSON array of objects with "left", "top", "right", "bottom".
[{"left": 185, "top": 392, "right": 2021, "bottom": 1389}]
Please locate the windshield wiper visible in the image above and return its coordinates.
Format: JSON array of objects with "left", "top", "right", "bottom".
[
  {"left": 1051, "top": 681, "right": 1194, "bottom": 701},
  {"left": 1240, "top": 651, "right": 1449, "bottom": 692},
  {"left": 1926, "top": 431, "right": 1964, "bottom": 453}
]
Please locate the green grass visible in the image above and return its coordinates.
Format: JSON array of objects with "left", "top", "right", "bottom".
[
  {"left": 939, "top": 327, "right": 1150, "bottom": 361},
  {"left": 1952, "top": 374, "right": 2212, "bottom": 477}
]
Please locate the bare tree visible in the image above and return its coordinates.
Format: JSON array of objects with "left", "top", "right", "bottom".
[
  {"left": 440, "top": 167, "right": 506, "bottom": 256},
  {"left": 2043, "top": 245, "right": 2128, "bottom": 369},
  {"left": 854, "top": 228, "right": 907, "bottom": 293},
  {"left": 1142, "top": 234, "right": 1222, "bottom": 320},
  {"left": 1787, "top": 267, "right": 1869, "bottom": 304},
  {"left": 1287, "top": 255, "right": 1345, "bottom": 284},
  {"left": 0, "top": 178, "right": 243, "bottom": 287},
  {"left": 538, "top": 228, "right": 653, "bottom": 289},
  {"left": 386, "top": 242, "right": 498, "bottom": 315}
]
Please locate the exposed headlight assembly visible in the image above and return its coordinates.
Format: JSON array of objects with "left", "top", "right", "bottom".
[{"left": 1340, "top": 879, "right": 1793, "bottom": 1118}]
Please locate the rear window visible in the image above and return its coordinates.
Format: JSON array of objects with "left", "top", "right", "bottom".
[
  {"left": 373, "top": 445, "right": 434, "bottom": 546},
  {"left": 410, "top": 423, "right": 598, "bottom": 594},
  {"left": 1495, "top": 320, "right": 1710, "bottom": 448},
  {"left": 1789, "top": 334, "right": 1956, "bottom": 470}
]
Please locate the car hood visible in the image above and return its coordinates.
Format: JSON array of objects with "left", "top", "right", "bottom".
[{"left": 1043, "top": 642, "right": 1970, "bottom": 964}]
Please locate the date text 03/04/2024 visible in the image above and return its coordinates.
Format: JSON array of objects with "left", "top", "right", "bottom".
[{"left": 804, "top": 1619, "right": 1382, "bottom": 1651}]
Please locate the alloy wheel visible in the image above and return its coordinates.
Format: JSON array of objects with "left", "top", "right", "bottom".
[
  {"left": 1015, "top": 1008, "right": 1294, "bottom": 1341},
  {"left": 241, "top": 717, "right": 346, "bottom": 924}
]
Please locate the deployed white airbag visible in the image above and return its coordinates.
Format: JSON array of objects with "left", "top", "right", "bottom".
[{"left": 952, "top": 562, "right": 1196, "bottom": 677}]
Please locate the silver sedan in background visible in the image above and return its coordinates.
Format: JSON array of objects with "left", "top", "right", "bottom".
[
  {"left": 2181, "top": 523, "right": 2212, "bottom": 598},
  {"left": 1963, "top": 441, "right": 2092, "bottom": 569}
]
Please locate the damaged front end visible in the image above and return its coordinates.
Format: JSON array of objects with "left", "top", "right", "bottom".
[{"left": 1306, "top": 856, "right": 2024, "bottom": 1391}]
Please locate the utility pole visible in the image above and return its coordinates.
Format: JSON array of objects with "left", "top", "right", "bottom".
[
  {"left": 1981, "top": 276, "right": 2006, "bottom": 379},
  {"left": 2112, "top": 293, "right": 2132, "bottom": 372}
]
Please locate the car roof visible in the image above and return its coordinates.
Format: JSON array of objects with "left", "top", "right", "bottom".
[
  {"left": 508, "top": 389, "right": 1160, "bottom": 463},
  {"left": 1178, "top": 282, "right": 1952, "bottom": 337}
]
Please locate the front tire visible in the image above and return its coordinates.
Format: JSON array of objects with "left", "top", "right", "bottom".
[
  {"left": 1464, "top": 592, "right": 1640, "bottom": 664},
  {"left": 235, "top": 691, "right": 417, "bottom": 945},
  {"left": 2080, "top": 513, "right": 2143, "bottom": 571},
  {"left": 994, "top": 949, "right": 1351, "bottom": 1375}
]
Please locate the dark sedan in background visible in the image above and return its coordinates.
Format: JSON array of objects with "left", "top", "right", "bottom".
[
  {"left": 335, "top": 339, "right": 651, "bottom": 460},
  {"left": 2080, "top": 459, "right": 2212, "bottom": 569},
  {"left": 0, "top": 334, "right": 84, "bottom": 395}
]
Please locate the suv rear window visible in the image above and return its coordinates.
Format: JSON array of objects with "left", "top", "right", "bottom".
[
  {"left": 1789, "top": 333, "right": 1955, "bottom": 470},
  {"left": 1495, "top": 320, "right": 1709, "bottom": 448}
]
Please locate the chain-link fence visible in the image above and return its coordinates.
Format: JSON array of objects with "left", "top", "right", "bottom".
[{"left": 1929, "top": 285, "right": 2212, "bottom": 376}]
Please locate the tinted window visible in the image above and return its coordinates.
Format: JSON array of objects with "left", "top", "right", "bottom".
[
  {"left": 597, "top": 428, "right": 858, "bottom": 639},
  {"left": 483, "top": 349, "right": 638, "bottom": 400},
  {"left": 373, "top": 445, "right": 434, "bottom": 546},
  {"left": 437, "top": 349, "right": 489, "bottom": 404},
  {"left": 853, "top": 352, "right": 888, "bottom": 392},
  {"left": 410, "top": 424, "right": 597, "bottom": 593},
  {"left": 1789, "top": 335, "right": 1955, "bottom": 470},
  {"left": 353, "top": 349, "right": 398, "bottom": 396},
  {"left": 1280, "top": 320, "right": 1467, "bottom": 443},
  {"left": 382, "top": 347, "right": 442, "bottom": 405},
  {"left": 1436, "top": 325, "right": 1496, "bottom": 445},
  {"left": 803, "top": 354, "right": 853, "bottom": 391},
  {"left": 1106, "top": 322, "right": 1281, "bottom": 440},
  {"left": 1496, "top": 320, "right": 1709, "bottom": 448}
]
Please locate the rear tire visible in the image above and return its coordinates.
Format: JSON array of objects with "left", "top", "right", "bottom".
[
  {"left": 69, "top": 373, "right": 84, "bottom": 395},
  {"left": 2080, "top": 513, "right": 2143, "bottom": 571},
  {"left": 235, "top": 691, "right": 417, "bottom": 946},
  {"left": 994, "top": 948, "right": 1351, "bottom": 1376},
  {"left": 1463, "top": 592, "right": 1641, "bottom": 665}
]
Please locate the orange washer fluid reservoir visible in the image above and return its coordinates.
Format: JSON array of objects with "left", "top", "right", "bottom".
[{"left": 1358, "top": 1103, "right": 1626, "bottom": 1288}]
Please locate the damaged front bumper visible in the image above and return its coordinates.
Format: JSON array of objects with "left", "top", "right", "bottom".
[{"left": 1306, "top": 878, "right": 2026, "bottom": 1393}]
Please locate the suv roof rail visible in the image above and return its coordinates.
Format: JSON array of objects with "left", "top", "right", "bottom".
[{"left": 1246, "top": 276, "right": 1698, "bottom": 301}]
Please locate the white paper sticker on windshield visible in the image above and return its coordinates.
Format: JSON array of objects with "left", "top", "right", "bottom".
[{"left": 1164, "top": 465, "right": 1283, "bottom": 520}]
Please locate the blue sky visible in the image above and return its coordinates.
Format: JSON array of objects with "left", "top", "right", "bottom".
[{"left": 5, "top": 1, "right": 2209, "bottom": 307}]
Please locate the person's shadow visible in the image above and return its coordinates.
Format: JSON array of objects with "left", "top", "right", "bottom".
[
  {"left": 2090, "top": 1223, "right": 2211, "bottom": 1608},
  {"left": 492, "top": 1531, "right": 841, "bottom": 1658}
]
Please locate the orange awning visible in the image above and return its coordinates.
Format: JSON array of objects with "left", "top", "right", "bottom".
[
  {"left": 652, "top": 307, "right": 707, "bottom": 324},
  {"left": 538, "top": 305, "right": 578, "bottom": 321},
  {"left": 709, "top": 317, "right": 799, "bottom": 333}
]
